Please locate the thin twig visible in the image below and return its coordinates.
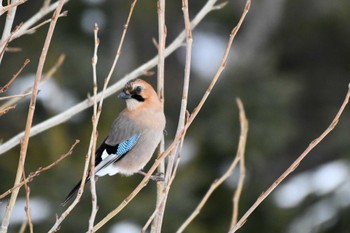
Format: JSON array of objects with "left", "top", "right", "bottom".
[
  {"left": 0, "top": 0, "right": 26, "bottom": 16},
  {"left": 0, "top": 140, "right": 80, "bottom": 200},
  {"left": 152, "top": 0, "right": 193, "bottom": 231},
  {"left": 42, "top": 0, "right": 52, "bottom": 9},
  {"left": 0, "top": 23, "right": 22, "bottom": 62},
  {"left": 12, "top": 11, "right": 68, "bottom": 40},
  {"left": 4, "top": 46, "right": 21, "bottom": 53},
  {"left": 156, "top": 0, "right": 166, "bottom": 105},
  {"left": 0, "top": 59, "right": 30, "bottom": 93},
  {"left": 22, "top": 172, "right": 33, "bottom": 233},
  {"left": 151, "top": 0, "right": 166, "bottom": 232},
  {"left": 87, "top": 23, "right": 100, "bottom": 233},
  {"left": 0, "top": 92, "right": 32, "bottom": 101},
  {"left": 176, "top": 99, "right": 248, "bottom": 233},
  {"left": 17, "top": 220, "right": 27, "bottom": 233},
  {"left": 3, "top": 0, "right": 70, "bottom": 43},
  {"left": 0, "top": 54, "right": 65, "bottom": 111},
  {"left": 229, "top": 84, "right": 350, "bottom": 233},
  {"left": 230, "top": 99, "right": 247, "bottom": 228},
  {"left": 0, "top": 105, "right": 15, "bottom": 116},
  {"left": 0, "top": 0, "right": 221, "bottom": 156},
  {"left": 0, "top": 0, "right": 20, "bottom": 64},
  {"left": 142, "top": 133, "right": 186, "bottom": 233},
  {"left": 49, "top": 1, "right": 138, "bottom": 231},
  {"left": 0, "top": 1, "right": 66, "bottom": 232}
]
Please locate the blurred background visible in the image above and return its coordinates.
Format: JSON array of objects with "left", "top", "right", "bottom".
[{"left": 1, "top": 0, "right": 350, "bottom": 232}]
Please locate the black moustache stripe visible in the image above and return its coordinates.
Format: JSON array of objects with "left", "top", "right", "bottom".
[{"left": 131, "top": 94, "right": 145, "bottom": 102}]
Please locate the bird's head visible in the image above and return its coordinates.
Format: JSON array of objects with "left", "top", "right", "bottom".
[{"left": 118, "top": 79, "right": 160, "bottom": 110}]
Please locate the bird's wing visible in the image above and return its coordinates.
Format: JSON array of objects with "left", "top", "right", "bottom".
[
  {"left": 62, "top": 134, "right": 140, "bottom": 205},
  {"left": 94, "top": 133, "right": 141, "bottom": 175}
]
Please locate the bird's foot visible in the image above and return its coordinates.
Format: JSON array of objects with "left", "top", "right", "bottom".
[
  {"left": 138, "top": 171, "right": 164, "bottom": 182},
  {"left": 150, "top": 172, "right": 164, "bottom": 182}
]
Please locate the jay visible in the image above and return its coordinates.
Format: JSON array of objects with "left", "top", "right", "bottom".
[{"left": 63, "top": 79, "right": 166, "bottom": 205}]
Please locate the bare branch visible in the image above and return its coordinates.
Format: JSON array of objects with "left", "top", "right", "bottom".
[
  {"left": 0, "top": 23, "right": 22, "bottom": 62},
  {"left": 0, "top": 92, "right": 31, "bottom": 101},
  {"left": 0, "top": 105, "right": 16, "bottom": 117},
  {"left": 0, "top": 54, "right": 65, "bottom": 111},
  {"left": 0, "top": 1, "right": 66, "bottom": 231},
  {"left": 151, "top": 0, "right": 167, "bottom": 231},
  {"left": 176, "top": 99, "right": 248, "bottom": 233},
  {"left": 152, "top": 0, "right": 193, "bottom": 231},
  {"left": 0, "top": 59, "right": 30, "bottom": 93},
  {"left": 143, "top": 127, "right": 187, "bottom": 233},
  {"left": 42, "top": 0, "right": 52, "bottom": 9},
  {"left": 0, "top": 0, "right": 21, "bottom": 64},
  {"left": 230, "top": 98, "right": 248, "bottom": 228},
  {"left": 12, "top": 11, "right": 68, "bottom": 40},
  {"left": 0, "top": 0, "right": 26, "bottom": 16},
  {"left": 22, "top": 172, "right": 33, "bottom": 233},
  {"left": 229, "top": 84, "right": 350, "bottom": 233},
  {"left": 10, "top": 0, "right": 70, "bottom": 41},
  {"left": 0, "top": 140, "right": 79, "bottom": 200},
  {"left": 211, "top": 1, "right": 228, "bottom": 11},
  {"left": 87, "top": 22, "right": 100, "bottom": 233},
  {"left": 17, "top": 221, "right": 27, "bottom": 233}
]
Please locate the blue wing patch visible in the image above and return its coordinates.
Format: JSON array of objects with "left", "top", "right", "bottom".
[
  {"left": 116, "top": 134, "right": 141, "bottom": 155},
  {"left": 94, "top": 134, "right": 141, "bottom": 176}
]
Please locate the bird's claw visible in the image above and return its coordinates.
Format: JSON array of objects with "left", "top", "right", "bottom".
[{"left": 150, "top": 172, "right": 164, "bottom": 182}]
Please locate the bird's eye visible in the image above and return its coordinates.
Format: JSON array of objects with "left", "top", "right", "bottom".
[{"left": 135, "top": 86, "right": 142, "bottom": 93}]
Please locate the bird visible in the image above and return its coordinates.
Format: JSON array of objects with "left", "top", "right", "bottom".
[{"left": 62, "top": 79, "right": 166, "bottom": 205}]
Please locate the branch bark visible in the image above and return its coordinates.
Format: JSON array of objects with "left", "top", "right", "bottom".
[{"left": 0, "top": 1, "right": 66, "bottom": 232}]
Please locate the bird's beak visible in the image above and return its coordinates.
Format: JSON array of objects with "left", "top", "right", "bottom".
[{"left": 118, "top": 91, "right": 132, "bottom": 99}]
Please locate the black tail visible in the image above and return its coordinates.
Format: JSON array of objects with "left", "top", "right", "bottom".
[{"left": 61, "top": 177, "right": 90, "bottom": 206}]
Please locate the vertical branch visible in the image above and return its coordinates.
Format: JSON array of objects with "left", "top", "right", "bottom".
[
  {"left": 22, "top": 172, "right": 33, "bottom": 233},
  {"left": 142, "top": 113, "right": 189, "bottom": 233},
  {"left": 0, "top": 0, "right": 19, "bottom": 64},
  {"left": 153, "top": 0, "right": 193, "bottom": 231},
  {"left": 167, "top": 0, "right": 193, "bottom": 185},
  {"left": 151, "top": 0, "right": 166, "bottom": 232},
  {"left": 0, "top": 1, "right": 66, "bottom": 232},
  {"left": 87, "top": 23, "right": 100, "bottom": 233},
  {"left": 101, "top": 0, "right": 137, "bottom": 93},
  {"left": 176, "top": 99, "right": 248, "bottom": 233},
  {"left": 156, "top": 0, "right": 166, "bottom": 105},
  {"left": 165, "top": 0, "right": 193, "bottom": 187},
  {"left": 17, "top": 221, "right": 27, "bottom": 233},
  {"left": 230, "top": 99, "right": 247, "bottom": 228}
]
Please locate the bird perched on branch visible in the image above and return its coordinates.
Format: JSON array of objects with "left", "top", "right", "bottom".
[{"left": 63, "top": 79, "right": 166, "bottom": 205}]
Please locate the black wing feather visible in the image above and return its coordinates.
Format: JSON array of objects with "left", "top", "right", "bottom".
[{"left": 62, "top": 134, "right": 139, "bottom": 206}]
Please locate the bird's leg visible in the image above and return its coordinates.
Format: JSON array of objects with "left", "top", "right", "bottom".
[{"left": 138, "top": 170, "right": 164, "bottom": 182}]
